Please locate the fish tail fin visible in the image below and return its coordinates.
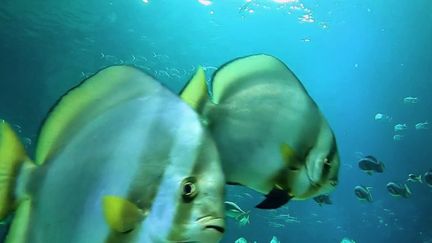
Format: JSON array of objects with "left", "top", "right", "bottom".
[
  {"left": 180, "top": 66, "right": 210, "bottom": 113},
  {"left": 242, "top": 211, "right": 251, "bottom": 222},
  {"left": 368, "top": 193, "right": 373, "bottom": 202},
  {"left": 0, "top": 120, "right": 34, "bottom": 221},
  {"left": 354, "top": 152, "right": 364, "bottom": 160},
  {"left": 404, "top": 184, "right": 412, "bottom": 196},
  {"left": 418, "top": 175, "right": 423, "bottom": 183}
]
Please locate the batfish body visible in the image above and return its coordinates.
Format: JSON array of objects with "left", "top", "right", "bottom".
[
  {"left": 0, "top": 66, "right": 225, "bottom": 243},
  {"left": 354, "top": 186, "right": 373, "bottom": 202},
  {"left": 358, "top": 155, "right": 384, "bottom": 174},
  {"left": 181, "top": 54, "right": 340, "bottom": 209},
  {"left": 424, "top": 170, "right": 432, "bottom": 187},
  {"left": 386, "top": 182, "right": 411, "bottom": 198}
]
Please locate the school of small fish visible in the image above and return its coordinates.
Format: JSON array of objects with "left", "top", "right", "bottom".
[
  {"left": 353, "top": 154, "right": 432, "bottom": 203},
  {"left": 374, "top": 96, "right": 429, "bottom": 142}
]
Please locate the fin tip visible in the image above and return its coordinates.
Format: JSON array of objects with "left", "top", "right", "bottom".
[{"left": 0, "top": 120, "right": 29, "bottom": 220}]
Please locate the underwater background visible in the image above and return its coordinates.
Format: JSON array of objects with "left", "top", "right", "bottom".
[{"left": 0, "top": 0, "right": 431, "bottom": 242}]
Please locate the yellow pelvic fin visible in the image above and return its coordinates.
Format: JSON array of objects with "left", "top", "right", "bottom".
[
  {"left": 102, "top": 195, "right": 145, "bottom": 233},
  {"left": 280, "top": 143, "right": 297, "bottom": 166},
  {"left": 0, "top": 120, "right": 30, "bottom": 221},
  {"left": 5, "top": 199, "right": 31, "bottom": 243},
  {"left": 35, "top": 66, "right": 158, "bottom": 164},
  {"left": 180, "top": 66, "right": 209, "bottom": 111}
]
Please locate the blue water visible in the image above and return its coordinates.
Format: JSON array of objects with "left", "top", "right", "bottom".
[{"left": 1, "top": 0, "right": 431, "bottom": 242}]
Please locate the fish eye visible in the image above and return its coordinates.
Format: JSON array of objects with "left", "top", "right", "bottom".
[
  {"left": 181, "top": 177, "right": 198, "bottom": 203},
  {"left": 184, "top": 182, "right": 195, "bottom": 194}
]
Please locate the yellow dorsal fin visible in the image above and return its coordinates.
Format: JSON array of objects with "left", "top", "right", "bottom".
[
  {"left": 35, "top": 66, "right": 158, "bottom": 164},
  {"left": 179, "top": 66, "right": 209, "bottom": 111},
  {"left": 102, "top": 195, "right": 145, "bottom": 233},
  {"left": 280, "top": 143, "right": 296, "bottom": 166},
  {"left": 0, "top": 120, "right": 32, "bottom": 220}
]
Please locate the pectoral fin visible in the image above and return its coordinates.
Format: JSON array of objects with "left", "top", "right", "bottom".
[
  {"left": 404, "top": 184, "right": 411, "bottom": 194},
  {"left": 102, "top": 196, "right": 145, "bottom": 233},
  {"left": 280, "top": 143, "right": 296, "bottom": 166},
  {"left": 255, "top": 187, "right": 293, "bottom": 209}
]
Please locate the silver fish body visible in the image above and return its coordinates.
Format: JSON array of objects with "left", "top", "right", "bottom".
[
  {"left": 1, "top": 66, "right": 225, "bottom": 243},
  {"left": 181, "top": 54, "right": 340, "bottom": 209},
  {"left": 358, "top": 155, "right": 384, "bottom": 174},
  {"left": 224, "top": 201, "right": 250, "bottom": 226},
  {"left": 354, "top": 186, "right": 373, "bottom": 202},
  {"left": 386, "top": 182, "right": 411, "bottom": 198}
]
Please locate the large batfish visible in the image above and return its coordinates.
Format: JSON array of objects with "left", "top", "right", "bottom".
[
  {"left": 0, "top": 66, "right": 225, "bottom": 243},
  {"left": 180, "top": 54, "right": 340, "bottom": 209}
]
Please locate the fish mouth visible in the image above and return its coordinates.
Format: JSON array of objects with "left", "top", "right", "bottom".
[
  {"left": 197, "top": 216, "right": 225, "bottom": 234},
  {"left": 204, "top": 225, "right": 225, "bottom": 233}
]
